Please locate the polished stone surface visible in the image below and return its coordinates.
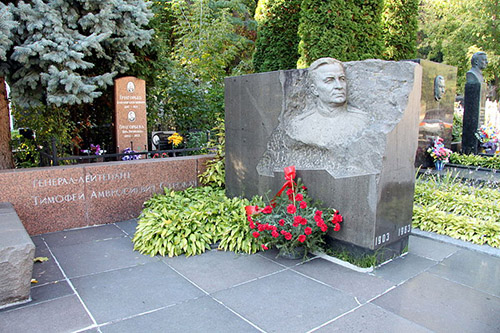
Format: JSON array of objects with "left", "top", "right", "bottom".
[
  {"left": 0, "top": 155, "right": 212, "bottom": 235},
  {"left": 1, "top": 224, "right": 499, "bottom": 332},
  {"left": 226, "top": 60, "right": 422, "bottom": 253},
  {"left": 114, "top": 76, "right": 148, "bottom": 154},
  {"left": 411, "top": 59, "right": 457, "bottom": 168}
]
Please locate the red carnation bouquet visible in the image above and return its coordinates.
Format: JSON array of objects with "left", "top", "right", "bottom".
[{"left": 245, "top": 166, "right": 343, "bottom": 258}]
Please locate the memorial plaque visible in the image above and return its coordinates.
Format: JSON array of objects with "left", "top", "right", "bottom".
[
  {"left": 0, "top": 155, "right": 214, "bottom": 235},
  {"left": 225, "top": 59, "right": 422, "bottom": 260},
  {"left": 114, "top": 77, "right": 148, "bottom": 153}
]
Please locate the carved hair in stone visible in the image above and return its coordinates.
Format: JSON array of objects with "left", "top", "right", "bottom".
[{"left": 434, "top": 75, "right": 445, "bottom": 101}]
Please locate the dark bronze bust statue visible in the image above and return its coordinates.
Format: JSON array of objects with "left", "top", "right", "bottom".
[{"left": 466, "top": 52, "right": 488, "bottom": 84}]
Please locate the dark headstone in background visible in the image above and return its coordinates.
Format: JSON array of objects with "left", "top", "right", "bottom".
[
  {"left": 462, "top": 81, "right": 487, "bottom": 154},
  {"left": 410, "top": 59, "right": 457, "bottom": 168}
]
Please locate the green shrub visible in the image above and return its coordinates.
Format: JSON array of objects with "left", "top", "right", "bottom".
[
  {"left": 198, "top": 118, "right": 225, "bottom": 187},
  {"left": 253, "top": 0, "right": 302, "bottom": 72},
  {"left": 297, "top": 0, "right": 384, "bottom": 67},
  {"left": 449, "top": 152, "right": 500, "bottom": 169},
  {"left": 132, "top": 186, "right": 264, "bottom": 257},
  {"left": 452, "top": 113, "right": 463, "bottom": 142},
  {"left": 381, "top": 0, "right": 418, "bottom": 60}
]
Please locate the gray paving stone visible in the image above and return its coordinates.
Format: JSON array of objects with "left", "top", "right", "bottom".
[
  {"left": 315, "top": 303, "right": 432, "bottom": 333},
  {"left": 42, "top": 224, "right": 127, "bottom": 248},
  {"left": 71, "top": 260, "right": 205, "bottom": 324},
  {"left": 164, "top": 250, "right": 284, "bottom": 293},
  {"left": 113, "top": 219, "right": 138, "bottom": 238},
  {"left": 293, "top": 258, "right": 395, "bottom": 302},
  {"left": 373, "top": 253, "right": 437, "bottom": 284},
  {"left": 373, "top": 272, "right": 500, "bottom": 333},
  {"left": 30, "top": 280, "right": 73, "bottom": 305},
  {"left": 100, "top": 296, "right": 259, "bottom": 333},
  {"left": 50, "top": 236, "right": 158, "bottom": 278},
  {"left": 0, "top": 295, "right": 93, "bottom": 333},
  {"left": 429, "top": 248, "right": 500, "bottom": 297},
  {"left": 31, "top": 242, "right": 64, "bottom": 285},
  {"left": 213, "top": 269, "right": 358, "bottom": 333},
  {"left": 408, "top": 235, "right": 460, "bottom": 261}
]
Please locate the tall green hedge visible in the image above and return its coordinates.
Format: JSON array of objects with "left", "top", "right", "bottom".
[
  {"left": 253, "top": 0, "right": 302, "bottom": 72},
  {"left": 297, "top": 0, "right": 384, "bottom": 67},
  {"left": 382, "top": 0, "right": 418, "bottom": 60}
]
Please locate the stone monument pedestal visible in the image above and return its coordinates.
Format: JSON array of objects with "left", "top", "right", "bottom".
[{"left": 226, "top": 59, "right": 422, "bottom": 262}]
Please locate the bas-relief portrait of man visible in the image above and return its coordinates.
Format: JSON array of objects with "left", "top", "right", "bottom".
[
  {"left": 434, "top": 75, "right": 445, "bottom": 101},
  {"left": 255, "top": 57, "right": 414, "bottom": 179},
  {"left": 286, "top": 58, "right": 369, "bottom": 148}
]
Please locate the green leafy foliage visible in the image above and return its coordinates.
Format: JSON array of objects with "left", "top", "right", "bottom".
[
  {"left": 449, "top": 152, "right": 500, "bottom": 170},
  {"left": 413, "top": 174, "right": 500, "bottom": 248},
  {"left": 297, "top": 0, "right": 384, "bottom": 67},
  {"left": 11, "top": 104, "right": 77, "bottom": 166},
  {"left": 253, "top": 0, "right": 302, "bottom": 72},
  {"left": 452, "top": 112, "right": 463, "bottom": 142},
  {"left": 1, "top": 0, "right": 153, "bottom": 107},
  {"left": 198, "top": 118, "right": 225, "bottom": 187},
  {"left": 132, "top": 186, "right": 264, "bottom": 257},
  {"left": 381, "top": 0, "right": 418, "bottom": 60},
  {"left": 417, "top": 0, "right": 499, "bottom": 95}
]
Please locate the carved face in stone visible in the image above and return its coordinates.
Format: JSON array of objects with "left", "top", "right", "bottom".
[
  {"left": 434, "top": 75, "right": 445, "bottom": 101},
  {"left": 311, "top": 62, "right": 347, "bottom": 108}
]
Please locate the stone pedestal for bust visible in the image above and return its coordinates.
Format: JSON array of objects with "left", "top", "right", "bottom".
[
  {"left": 225, "top": 60, "right": 422, "bottom": 261},
  {"left": 462, "top": 80, "right": 487, "bottom": 155}
]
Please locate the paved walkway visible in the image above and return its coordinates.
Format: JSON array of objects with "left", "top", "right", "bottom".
[{"left": 1, "top": 219, "right": 499, "bottom": 333}]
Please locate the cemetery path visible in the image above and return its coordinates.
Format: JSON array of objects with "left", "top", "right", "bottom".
[{"left": 1, "top": 220, "right": 499, "bottom": 333}]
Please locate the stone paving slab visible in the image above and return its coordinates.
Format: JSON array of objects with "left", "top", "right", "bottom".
[
  {"left": 49, "top": 236, "right": 158, "bottom": 278},
  {"left": 163, "top": 250, "right": 285, "bottom": 294},
  {"left": 1, "top": 227, "right": 499, "bottom": 333},
  {"left": 100, "top": 296, "right": 259, "bottom": 333},
  {"left": 113, "top": 219, "right": 138, "bottom": 238},
  {"left": 0, "top": 295, "right": 93, "bottom": 332},
  {"left": 42, "top": 224, "right": 127, "bottom": 248},
  {"left": 293, "top": 258, "right": 395, "bottom": 303},
  {"left": 315, "top": 303, "right": 433, "bottom": 333},
  {"left": 213, "top": 269, "right": 359, "bottom": 333},
  {"left": 373, "top": 272, "right": 500, "bottom": 333},
  {"left": 372, "top": 253, "right": 438, "bottom": 284},
  {"left": 71, "top": 260, "right": 205, "bottom": 324},
  {"left": 408, "top": 235, "right": 460, "bottom": 261},
  {"left": 428, "top": 249, "right": 500, "bottom": 297}
]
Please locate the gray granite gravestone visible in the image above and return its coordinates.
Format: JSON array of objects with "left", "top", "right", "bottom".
[
  {"left": 462, "top": 52, "right": 488, "bottom": 155},
  {"left": 225, "top": 59, "right": 422, "bottom": 260}
]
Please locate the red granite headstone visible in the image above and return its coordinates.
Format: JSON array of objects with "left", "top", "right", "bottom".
[{"left": 114, "top": 77, "right": 148, "bottom": 154}]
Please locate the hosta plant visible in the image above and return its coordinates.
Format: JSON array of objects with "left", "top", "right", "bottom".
[{"left": 132, "top": 186, "right": 263, "bottom": 257}]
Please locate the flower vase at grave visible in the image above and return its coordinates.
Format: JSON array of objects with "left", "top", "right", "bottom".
[{"left": 434, "top": 160, "right": 445, "bottom": 171}]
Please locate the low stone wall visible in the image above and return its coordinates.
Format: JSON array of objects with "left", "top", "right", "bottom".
[
  {"left": 0, "top": 155, "right": 214, "bottom": 235},
  {"left": 0, "top": 202, "right": 35, "bottom": 309}
]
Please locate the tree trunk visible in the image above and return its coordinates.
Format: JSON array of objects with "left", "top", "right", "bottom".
[{"left": 0, "top": 77, "right": 14, "bottom": 169}]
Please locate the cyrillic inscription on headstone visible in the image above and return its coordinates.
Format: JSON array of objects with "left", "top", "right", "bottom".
[{"left": 114, "top": 77, "right": 148, "bottom": 153}]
